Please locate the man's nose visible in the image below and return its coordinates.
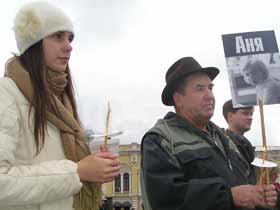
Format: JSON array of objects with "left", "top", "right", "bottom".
[{"left": 205, "top": 88, "right": 214, "bottom": 99}]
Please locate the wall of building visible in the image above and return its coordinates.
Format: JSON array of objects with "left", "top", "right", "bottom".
[
  {"left": 254, "top": 146, "right": 280, "bottom": 183},
  {"left": 103, "top": 142, "right": 143, "bottom": 210}
]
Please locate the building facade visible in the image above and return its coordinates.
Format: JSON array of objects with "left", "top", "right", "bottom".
[
  {"left": 254, "top": 146, "right": 280, "bottom": 183},
  {"left": 255, "top": 146, "right": 280, "bottom": 162},
  {"left": 103, "top": 142, "right": 143, "bottom": 210}
]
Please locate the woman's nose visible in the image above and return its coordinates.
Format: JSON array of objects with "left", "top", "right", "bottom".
[{"left": 63, "top": 39, "right": 72, "bottom": 52}]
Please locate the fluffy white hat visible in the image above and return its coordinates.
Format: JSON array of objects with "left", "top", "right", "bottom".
[{"left": 13, "top": 1, "right": 74, "bottom": 55}]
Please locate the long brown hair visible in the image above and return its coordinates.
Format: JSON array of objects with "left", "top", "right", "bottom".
[{"left": 18, "top": 41, "right": 80, "bottom": 154}]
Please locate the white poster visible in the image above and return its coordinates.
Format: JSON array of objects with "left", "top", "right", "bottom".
[{"left": 222, "top": 30, "right": 280, "bottom": 107}]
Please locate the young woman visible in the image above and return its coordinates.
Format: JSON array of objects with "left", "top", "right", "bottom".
[{"left": 0, "top": 2, "right": 120, "bottom": 210}]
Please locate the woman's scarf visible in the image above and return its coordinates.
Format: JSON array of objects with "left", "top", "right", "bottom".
[{"left": 5, "top": 57, "right": 101, "bottom": 210}]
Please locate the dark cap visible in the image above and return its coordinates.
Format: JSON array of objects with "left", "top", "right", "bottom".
[{"left": 222, "top": 99, "right": 254, "bottom": 122}]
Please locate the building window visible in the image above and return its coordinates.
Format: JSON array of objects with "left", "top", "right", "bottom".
[
  {"left": 131, "top": 143, "right": 137, "bottom": 150},
  {"left": 123, "top": 173, "right": 130, "bottom": 192},
  {"left": 114, "top": 174, "right": 121, "bottom": 192},
  {"left": 131, "top": 155, "right": 137, "bottom": 163},
  {"left": 138, "top": 170, "right": 141, "bottom": 194}
]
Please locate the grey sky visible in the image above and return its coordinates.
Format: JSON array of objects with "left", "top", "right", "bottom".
[{"left": 1, "top": 0, "right": 280, "bottom": 146}]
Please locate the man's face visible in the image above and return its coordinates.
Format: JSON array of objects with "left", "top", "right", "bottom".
[
  {"left": 229, "top": 108, "right": 254, "bottom": 133},
  {"left": 174, "top": 73, "right": 215, "bottom": 124}
]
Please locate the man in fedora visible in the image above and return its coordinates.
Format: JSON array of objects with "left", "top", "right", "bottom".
[{"left": 141, "top": 57, "right": 277, "bottom": 210}]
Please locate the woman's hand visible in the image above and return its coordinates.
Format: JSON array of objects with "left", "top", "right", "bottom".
[{"left": 77, "top": 151, "right": 120, "bottom": 183}]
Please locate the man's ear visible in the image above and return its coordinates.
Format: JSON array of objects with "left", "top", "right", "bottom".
[
  {"left": 173, "top": 92, "right": 182, "bottom": 108},
  {"left": 227, "top": 112, "right": 233, "bottom": 123}
]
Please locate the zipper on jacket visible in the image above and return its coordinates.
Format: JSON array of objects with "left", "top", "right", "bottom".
[{"left": 228, "top": 159, "right": 233, "bottom": 171}]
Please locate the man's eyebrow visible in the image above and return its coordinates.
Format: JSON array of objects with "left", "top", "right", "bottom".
[{"left": 194, "top": 83, "right": 214, "bottom": 87}]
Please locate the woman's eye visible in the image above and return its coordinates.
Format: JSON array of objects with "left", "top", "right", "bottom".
[
  {"left": 69, "top": 35, "right": 74, "bottom": 42},
  {"left": 54, "top": 33, "right": 62, "bottom": 39}
]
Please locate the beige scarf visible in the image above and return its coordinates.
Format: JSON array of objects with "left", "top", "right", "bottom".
[{"left": 5, "top": 57, "right": 101, "bottom": 210}]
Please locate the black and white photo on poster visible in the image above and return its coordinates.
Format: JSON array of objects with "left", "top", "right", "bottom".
[{"left": 222, "top": 30, "right": 280, "bottom": 107}]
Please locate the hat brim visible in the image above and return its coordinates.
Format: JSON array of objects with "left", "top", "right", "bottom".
[{"left": 161, "top": 67, "right": 219, "bottom": 106}]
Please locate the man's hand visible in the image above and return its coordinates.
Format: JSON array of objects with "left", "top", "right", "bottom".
[
  {"left": 263, "top": 184, "right": 277, "bottom": 208},
  {"left": 231, "top": 185, "right": 265, "bottom": 209}
]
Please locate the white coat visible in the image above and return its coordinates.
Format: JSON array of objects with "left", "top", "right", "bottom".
[{"left": 0, "top": 77, "right": 82, "bottom": 210}]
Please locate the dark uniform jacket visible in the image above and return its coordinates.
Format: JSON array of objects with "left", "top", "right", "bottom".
[
  {"left": 225, "top": 129, "right": 257, "bottom": 184},
  {"left": 225, "top": 129, "right": 280, "bottom": 209},
  {"left": 141, "top": 112, "right": 264, "bottom": 210}
]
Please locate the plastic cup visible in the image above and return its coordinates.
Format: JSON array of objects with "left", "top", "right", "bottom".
[{"left": 88, "top": 138, "right": 120, "bottom": 156}]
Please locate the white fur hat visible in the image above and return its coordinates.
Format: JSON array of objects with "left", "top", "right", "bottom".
[{"left": 13, "top": 1, "right": 74, "bottom": 55}]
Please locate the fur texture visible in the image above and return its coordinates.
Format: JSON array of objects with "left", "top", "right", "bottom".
[{"left": 13, "top": 1, "right": 74, "bottom": 55}]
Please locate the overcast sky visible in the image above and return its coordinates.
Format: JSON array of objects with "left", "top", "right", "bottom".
[{"left": 1, "top": 0, "right": 280, "bottom": 146}]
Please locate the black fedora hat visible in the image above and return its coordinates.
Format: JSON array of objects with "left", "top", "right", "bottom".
[{"left": 161, "top": 57, "right": 219, "bottom": 106}]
